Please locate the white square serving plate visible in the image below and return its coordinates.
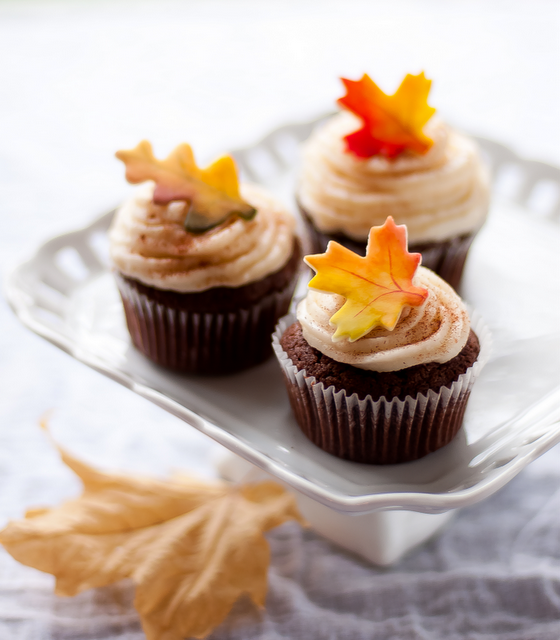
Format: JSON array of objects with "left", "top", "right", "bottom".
[{"left": 6, "top": 115, "right": 560, "bottom": 515}]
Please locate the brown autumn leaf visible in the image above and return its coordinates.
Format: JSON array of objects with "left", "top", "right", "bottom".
[{"left": 0, "top": 436, "right": 304, "bottom": 640}]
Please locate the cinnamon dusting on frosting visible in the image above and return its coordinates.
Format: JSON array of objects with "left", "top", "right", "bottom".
[
  {"left": 109, "top": 182, "right": 296, "bottom": 292},
  {"left": 297, "top": 267, "right": 470, "bottom": 372}
]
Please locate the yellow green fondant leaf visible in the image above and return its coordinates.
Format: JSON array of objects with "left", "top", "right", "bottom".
[{"left": 116, "top": 141, "right": 256, "bottom": 233}]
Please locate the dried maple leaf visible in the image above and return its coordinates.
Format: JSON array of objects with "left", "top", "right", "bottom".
[
  {"left": 0, "top": 435, "right": 304, "bottom": 640},
  {"left": 116, "top": 141, "right": 256, "bottom": 233},
  {"left": 304, "top": 216, "right": 429, "bottom": 341},
  {"left": 337, "top": 72, "right": 436, "bottom": 159}
]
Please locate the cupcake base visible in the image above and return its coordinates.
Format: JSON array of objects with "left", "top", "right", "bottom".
[
  {"left": 299, "top": 205, "right": 475, "bottom": 291},
  {"left": 116, "top": 241, "right": 301, "bottom": 374},
  {"left": 274, "top": 317, "right": 485, "bottom": 465}
]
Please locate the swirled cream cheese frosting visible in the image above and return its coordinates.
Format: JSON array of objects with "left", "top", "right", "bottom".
[
  {"left": 109, "top": 182, "right": 296, "bottom": 292},
  {"left": 298, "top": 112, "right": 490, "bottom": 244},
  {"left": 297, "top": 267, "right": 470, "bottom": 372}
]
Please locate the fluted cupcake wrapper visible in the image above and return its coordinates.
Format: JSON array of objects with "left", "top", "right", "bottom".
[
  {"left": 117, "top": 276, "right": 297, "bottom": 374},
  {"left": 272, "top": 313, "right": 491, "bottom": 464}
]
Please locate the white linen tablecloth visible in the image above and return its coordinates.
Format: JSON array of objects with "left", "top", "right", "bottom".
[{"left": 1, "top": 1, "right": 560, "bottom": 638}]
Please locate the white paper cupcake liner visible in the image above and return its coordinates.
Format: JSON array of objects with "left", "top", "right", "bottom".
[
  {"left": 272, "top": 311, "right": 491, "bottom": 464},
  {"left": 117, "top": 275, "right": 296, "bottom": 374}
]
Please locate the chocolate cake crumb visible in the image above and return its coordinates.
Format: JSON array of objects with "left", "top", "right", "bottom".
[
  {"left": 115, "top": 241, "right": 301, "bottom": 374},
  {"left": 280, "top": 321, "right": 480, "bottom": 402}
]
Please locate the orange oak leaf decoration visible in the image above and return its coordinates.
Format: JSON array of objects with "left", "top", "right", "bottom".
[
  {"left": 305, "top": 217, "right": 428, "bottom": 341},
  {"left": 0, "top": 427, "right": 304, "bottom": 640},
  {"left": 337, "top": 72, "right": 436, "bottom": 159},
  {"left": 116, "top": 141, "right": 256, "bottom": 233}
]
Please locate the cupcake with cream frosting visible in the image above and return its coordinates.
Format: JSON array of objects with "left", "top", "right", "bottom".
[
  {"left": 297, "top": 72, "right": 490, "bottom": 290},
  {"left": 273, "top": 217, "right": 488, "bottom": 464},
  {"left": 109, "top": 141, "right": 300, "bottom": 374}
]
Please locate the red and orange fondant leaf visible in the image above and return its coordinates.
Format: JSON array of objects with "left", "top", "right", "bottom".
[
  {"left": 337, "top": 72, "right": 436, "bottom": 159},
  {"left": 305, "top": 217, "right": 429, "bottom": 341},
  {"left": 116, "top": 141, "right": 256, "bottom": 233}
]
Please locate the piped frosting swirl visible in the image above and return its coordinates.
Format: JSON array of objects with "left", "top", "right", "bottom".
[
  {"left": 109, "top": 182, "right": 296, "bottom": 292},
  {"left": 298, "top": 112, "right": 490, "bottom": 244},
  {"left": 297, "top": 267, "right": 470, "bottom": 372}
]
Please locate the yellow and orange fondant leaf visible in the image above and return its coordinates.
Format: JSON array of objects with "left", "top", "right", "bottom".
[
  {"left": 116, "top": 141, "right": 256, "bottom": 233},
  {"left": 337, "top": 72, "right": 436, "bottom": 159},
  {"left": 305, "top": 217, "right": 428, "bottom": 341}
]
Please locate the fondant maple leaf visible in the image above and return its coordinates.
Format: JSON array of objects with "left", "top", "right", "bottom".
[
  {"left": 116, "top": 141, "right": 256, "bottom": 233},
  {"left": 337, "top": 72, "right": 436, "bottom": 159},
  {"left": 305, "top": 217, "right": 429, "bottom": 341}
]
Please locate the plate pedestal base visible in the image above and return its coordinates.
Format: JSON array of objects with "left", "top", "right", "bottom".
[{"left": 214, "top": 450, "right": 455, "bottom": 566}]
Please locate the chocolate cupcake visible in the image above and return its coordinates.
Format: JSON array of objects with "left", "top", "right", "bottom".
[
  {"left": 109, "top": 141, "right": 300, "bottom": 374},
  {"left": 273, "top": 217, "right": 488, "bottom": 464},
  {"left": 297, "top": 72, "right": 490, "bottom": 290}
]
